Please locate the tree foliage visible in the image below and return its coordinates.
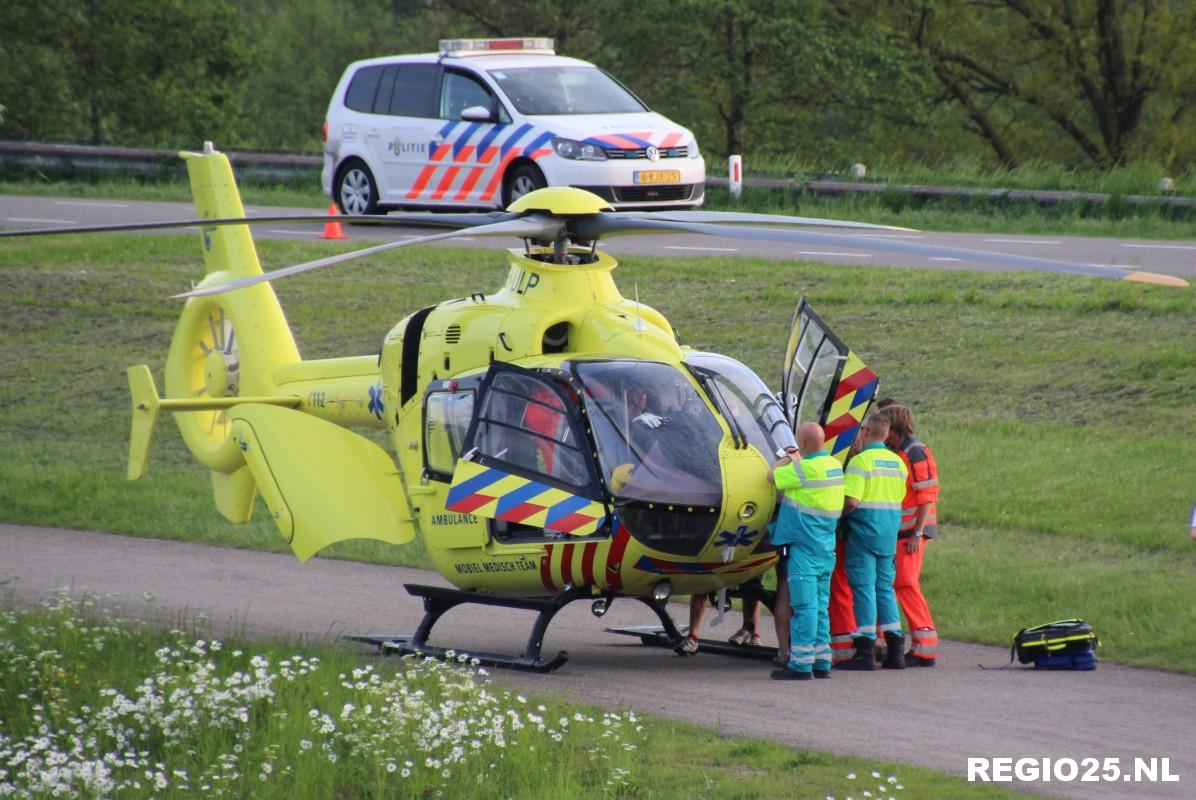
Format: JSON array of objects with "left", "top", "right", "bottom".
[
  {"left": 1, "top": 0, "right": 1193, "bottom": 171},
  {"left": 0, "top": 0, "right": 254, "bottom": 146},
  {"left": 886, "top": 0, "right": 1196, "bottom": 168}
]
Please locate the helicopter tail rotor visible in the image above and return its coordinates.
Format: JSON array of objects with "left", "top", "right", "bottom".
[{"left": 143, "top": 147, "right": 302, "bottom": 520}]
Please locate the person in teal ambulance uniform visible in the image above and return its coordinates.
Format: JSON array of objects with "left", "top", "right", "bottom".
[
  {"left": 768, "top": 422, "right": 845, "bottom": 681},
  {"left": 839, "top": 414, "right": 909, "bottom": 670}
]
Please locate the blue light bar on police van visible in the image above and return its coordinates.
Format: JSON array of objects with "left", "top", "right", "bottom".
[{"left": 438, "top": 38, "right": 555, "bottom": 57}]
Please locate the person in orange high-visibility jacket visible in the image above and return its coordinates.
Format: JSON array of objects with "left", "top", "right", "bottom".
[{"left": 878, "top": 404, "right": 940, "bottom": 666}]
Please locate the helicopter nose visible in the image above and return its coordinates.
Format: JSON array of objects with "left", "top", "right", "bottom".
[
  {"left": 619, "top": 503, "right": 722, "bottom": 557},
  {"left": 618, "top": 451, "right": 776, "bottom": 559},
  {"left": 711, "top": 451, "right": 776, "bottom": 554}
]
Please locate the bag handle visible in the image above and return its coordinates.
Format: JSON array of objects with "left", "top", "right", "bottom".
[{"left": 978, "top": 628, "right": 1025, "bottom": 670}]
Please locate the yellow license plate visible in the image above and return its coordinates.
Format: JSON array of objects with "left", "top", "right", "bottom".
[{"left": 633, "top": 170, "right": 681, "bottom": 185}]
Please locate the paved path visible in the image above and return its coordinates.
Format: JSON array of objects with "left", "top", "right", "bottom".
[
  {"left": 2, "top": 195, "right": 1193, "bottom": 280},
  {"left": 3, "top": 523, "right": 1193, "bottom": 799}
]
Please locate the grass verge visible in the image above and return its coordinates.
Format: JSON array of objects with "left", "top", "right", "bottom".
[
  {"left": 0, "top": 594, "right": 1023, "bottom": 799},
  {"left": 0, "top": 234, "right": 1194, "bottom": 671}
]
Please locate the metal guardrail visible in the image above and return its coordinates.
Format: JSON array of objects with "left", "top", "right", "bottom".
[
  {"left": 2, "top": 140, "right": 1192, "bottom": 209},
  {"left": 0, "top": 141, "right": 322, "bottom": 180}
]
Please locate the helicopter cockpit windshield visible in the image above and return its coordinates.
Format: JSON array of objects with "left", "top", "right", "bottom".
[
  {"left": 575, "top": 361, "right": 723, "bottom": 507},
  {"left": 686, "top": 353, "right": 796, "bottom": 459}
]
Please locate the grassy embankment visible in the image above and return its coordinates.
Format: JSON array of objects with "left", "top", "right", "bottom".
[
  {"left": 3, "top": 596, "right": 1021, "bottom": 799},
  {"left": 4, "top": 154, "right": 1196, "bottom": 238},
  {"left": 0, "top": 234, "right": 1194, "bottom": 674}
]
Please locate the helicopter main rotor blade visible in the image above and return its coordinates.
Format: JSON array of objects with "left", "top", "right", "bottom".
[
  {"left": 611, "top": 209, "right": 917, "bottom": 232},
  {"left": 173, "top": 215, "right": 565, "bottom": 299},
  {"left": 0, "top": 211, "right": 518, "bottom": 238},
  {"left": 573, "top": 216, "right": 1188, "bottom": 287}
]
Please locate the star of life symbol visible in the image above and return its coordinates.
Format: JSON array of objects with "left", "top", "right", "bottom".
[
  {"left": 714, "top": 525, "right": 757, "bottom": 551},
  {"left": 367, "top": 383, "right": 384, "bottom": 419},
  {"left": 645, "top": 145, "right": 660, "bottom": 161}
]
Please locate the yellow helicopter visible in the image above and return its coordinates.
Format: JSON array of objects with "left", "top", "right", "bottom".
[{"left": 3, "top": 144, "right": 1185, "bottom": 671}]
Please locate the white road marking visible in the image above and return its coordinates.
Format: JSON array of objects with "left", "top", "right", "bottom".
[
  {"left": 55, "top": 200, "right": 130, "bottom": 208},
  {"left": 984, "top": 238, "right": 1061, "bottom": 245},
  {"left": 449, "top": 237, "right": 475, "bottom": 241},
  {"left": 931, "top": 257, "right": 963, "bottom": 262},
  {"left": 1121, "top": 243, "right": 1196, "bottom": 251},
  {"left": 6, "top": 216, "right": 78, "bottom": 224},
  {"left": 664, "top": 245, "right": 739, "bottom": 252},
  {"left": 266, "top": 229, "right": 320, "bottom": 236},
  {"left": 854, "top": 233, "right": 924, "bottom": 239},
  {"left": 795, "top": 251, "right": 871, "bottom": 258}
]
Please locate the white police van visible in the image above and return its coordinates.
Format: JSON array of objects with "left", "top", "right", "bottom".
[{"left": 322, "top": 37, "right": 705, "bottom": 214}]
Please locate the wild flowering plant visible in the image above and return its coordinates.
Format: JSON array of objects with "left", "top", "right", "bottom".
[{"left": 0, "top": 591, "right": 644, "bottom": 798}]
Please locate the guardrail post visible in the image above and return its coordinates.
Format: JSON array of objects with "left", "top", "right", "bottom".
[{"left": 728, "top": 155, "right": 742, "bottom": 200}]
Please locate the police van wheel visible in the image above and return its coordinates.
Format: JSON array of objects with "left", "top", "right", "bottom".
[
  {"left": 336, "top": 159, "right": 380, "bottom": 216},
  {"left": 504, "top": 164, "right": 546, "bottom": 208}
]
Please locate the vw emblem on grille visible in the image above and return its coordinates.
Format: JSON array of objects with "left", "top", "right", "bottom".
[{"left": 645, "top": 145, "right": 660, "bottom": 161}]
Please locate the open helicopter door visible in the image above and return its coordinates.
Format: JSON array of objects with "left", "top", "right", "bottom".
[
  {"left": 446, "top": 362, "right": 610, "bottom": 536},
  {"left": 781, "top": 299, "right": 880, "bottom": 462}
]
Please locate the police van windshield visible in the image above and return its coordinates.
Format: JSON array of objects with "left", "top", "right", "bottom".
[
  {"left": 487, "top": 66, "right": 647, "bottom": 115},
  {"left": 574, "top": 361, "right": 722, "bottom": 506},
  {"left": 687, "top": 353, "right": 796, "bottom": 459}
]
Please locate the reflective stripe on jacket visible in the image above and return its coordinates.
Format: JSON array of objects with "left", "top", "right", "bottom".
[
  {"left": 844, "top": 443, "right": 908, "bottom": 546},
  {"left": 771, "top": 450, "right": 845, "bottom": 554},
  {"left": 897, "top": 437, "right": 939, "bottom": 538}
]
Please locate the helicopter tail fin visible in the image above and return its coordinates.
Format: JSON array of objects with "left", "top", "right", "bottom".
[
  {"left": 126, "top": 365, "right": 161, "bottom": 481},
  {"left": 181, "top": 142, "right": 266, "bottom": 280}
]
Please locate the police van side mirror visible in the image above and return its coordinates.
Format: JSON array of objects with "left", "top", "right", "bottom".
[{"left": 460, "top": 105, "right": 493, "bottom": 122}]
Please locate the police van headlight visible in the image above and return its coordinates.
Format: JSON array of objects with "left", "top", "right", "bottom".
[
  {"left": 689, "top": 138, "right": 701, "bottom": 159},
  {"left": 552, "top": 137, "right": 607, "bottom": 161}
]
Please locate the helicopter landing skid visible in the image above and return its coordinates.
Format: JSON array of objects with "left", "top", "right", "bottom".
[
  {"left": 605, "top": 625, "right": 778, "bottom": 661},
  {"left": 348, "top": 583, "right": 594, "bottom": 673}
]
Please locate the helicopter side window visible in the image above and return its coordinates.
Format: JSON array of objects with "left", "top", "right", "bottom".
[
  {"left": 471, "top": 373, "right": 590, "bottom": 489},
  {"left": 424, "top": 390, "right": 475, "bottom": 479}
]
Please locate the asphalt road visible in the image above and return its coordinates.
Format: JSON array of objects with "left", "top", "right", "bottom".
[
  {"left": 4, "top": 523, "right": 1193, "bottom": 799},
  {"left": 2, "top": 194, "right": 1194, "bottom": 280}
]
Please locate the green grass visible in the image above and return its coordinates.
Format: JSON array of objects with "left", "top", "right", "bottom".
[
  {"left": 721, "top": 155, "right": 1196, "bottom": 197},
  {"left": 1, "top": 233, "right": 1195, "bottom": 672},
  {"left": 0, "top": 595, "right": 1024, "bottom": 799}
]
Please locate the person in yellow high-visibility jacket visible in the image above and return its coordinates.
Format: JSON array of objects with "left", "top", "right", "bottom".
[
  {"left": 839, "top": 414, "right": 909, "bottom": 671},
  {"left": 768, "top": 422, "right": 845, "bottom": 681}
]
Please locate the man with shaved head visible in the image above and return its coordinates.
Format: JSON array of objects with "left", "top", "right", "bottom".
[
  {"left": 839, "top": 414, "right": 909, "bottom": 671},
  {"left": 768, "top": 421, "right": 845, "bottom": 681}
]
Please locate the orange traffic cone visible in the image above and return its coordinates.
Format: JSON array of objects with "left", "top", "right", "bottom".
[{"left": 319, "top": 203, "right": 347, "bottom": 240}]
